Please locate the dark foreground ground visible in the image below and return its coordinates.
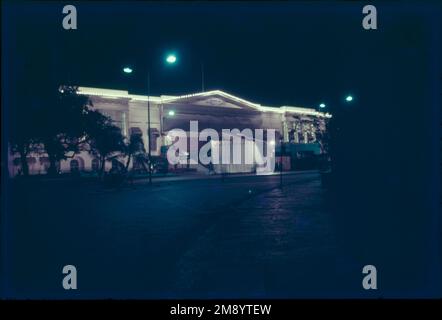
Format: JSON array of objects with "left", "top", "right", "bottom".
[{"left": 1, "top": 171, "right": 439, "bottom": 298}]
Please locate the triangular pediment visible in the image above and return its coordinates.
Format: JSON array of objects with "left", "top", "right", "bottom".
[
  {"left": 193, "top": 96, "right": 242, "bottom": 109},
  {"left": 161, "top": 90, "right": 262, "bottom": 111}
]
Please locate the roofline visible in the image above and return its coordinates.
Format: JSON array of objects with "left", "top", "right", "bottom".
[{"left": 76, "top": 86, "right": 331, "bottom": 118}]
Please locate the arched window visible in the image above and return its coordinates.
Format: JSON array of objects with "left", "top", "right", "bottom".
[
  {"left": 91, "top": 158, "right": 100, "bottom": 171},
  {"left": 26, "top": 157, "right": 37, "bottom": 166},
  {"left": 130, "top": 127, "right": 143, "bottom": 137},
  {"left": 70, "top": 159, "right": 79, "bottom": 173},
  {"left": 149, "top": 128, "right": 160, "bottom": 151},
  {"left": 39, "top": 157, "right": 50, "bottom": 172}
]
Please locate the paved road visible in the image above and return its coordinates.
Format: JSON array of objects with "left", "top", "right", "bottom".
[{"left": 3, "top": 171, "right": 362, "bottom": 298}]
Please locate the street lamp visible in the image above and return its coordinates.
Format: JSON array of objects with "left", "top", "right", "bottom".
[
  {"left": 123, "top": 67, "right": 133, "bottom": 74},
  {"left": 345, "top": 95, "right": 353, "bottom": 102},
  {"left": 319, "top": 103, "right": 326, "bottom": 109},
  {"left": 279, "top": 137, "right": 283, "bottom": 188},
  {"left": 166, "top": 54, "right": 177, "bottom": 64},
  {"left": 168, "top": 110, "right": 175, "bottom": 116}
]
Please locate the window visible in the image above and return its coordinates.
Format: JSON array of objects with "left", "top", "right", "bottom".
[
  {"left": 70, "top": 159, "right": 79, "bottom": 173},
  {"left": 149, "top": 128, "right": 160, "bottom": 151},
  {"left": 130, "top": 127, "right": 143, "bottom": 137},
  {"left": 91, "top": 158, "right": 100, "bottom": 171},
  {"left": 39, "top": 157, "right": 50, "bottom": 171},
  {"left": 26, "top": 157, "right": 37, "bottom": 165}
]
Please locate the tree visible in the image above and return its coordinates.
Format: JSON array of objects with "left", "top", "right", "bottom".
[
  {"left": 123, "top": 133, "right": 146, "bottom": 171},
  {"left": 36, "top": 86, "right": 93, "bottom": 175},
  {"left": 9, "top": 118, "right": 39, "bottom": 177},
  {"left": 87, "top": 114, "right": 126, "bottom": 178},
  {"left": 8, "top": 85, "right": 41, "bottom": 177}
]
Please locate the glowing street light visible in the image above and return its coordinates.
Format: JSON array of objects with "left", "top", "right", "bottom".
[
  {"left": 345, "top": 95, "right": 353, "bottom": 102},
  {"left": 123, "top": 67, "right": 133, "bottom": 74},
  {"left": 319, "top": 103, "right": 326, "bottom": 108},
  {"left": 166, "top": 54, "right": 177, "bottom": 64},
  {"left": 168, "top": 110, "right": 175, "bottom": 116}
]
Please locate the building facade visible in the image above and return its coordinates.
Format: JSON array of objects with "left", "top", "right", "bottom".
[{"left": 8, "top": 87, "right": 331, "bottom": 176}]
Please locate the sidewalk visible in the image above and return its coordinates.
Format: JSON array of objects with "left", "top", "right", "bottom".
[
  {"left": 8, "top": 169, "right": 321, "bottom": 190},
  {"left": 132, "top": 169, "right": 320, "bottom": 185}
]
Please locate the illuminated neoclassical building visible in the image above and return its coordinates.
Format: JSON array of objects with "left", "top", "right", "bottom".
[{"left": 8, "top": 87, "right": 331, "bottom": 176}]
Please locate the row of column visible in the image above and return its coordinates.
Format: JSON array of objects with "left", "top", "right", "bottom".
[{"left": 282, "top": 118, "right": 319, "bottom": 144}]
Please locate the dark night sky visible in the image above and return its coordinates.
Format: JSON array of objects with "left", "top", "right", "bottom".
[{"left": 3, "top": 1, "right": 439, "bottom": 108}]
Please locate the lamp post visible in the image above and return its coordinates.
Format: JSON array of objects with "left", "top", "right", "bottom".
[
  {"left": 279, "top": 137, "right": 283, "bottom": 188},
  {"left": 147, "top": 71, "right": 152, "bottom": 185},
  {"left": 123, "top": 53, "right": 177, "bottom": 185},
  {"left": 317, "top": 93, "right": 355, "bottom": 187}
]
